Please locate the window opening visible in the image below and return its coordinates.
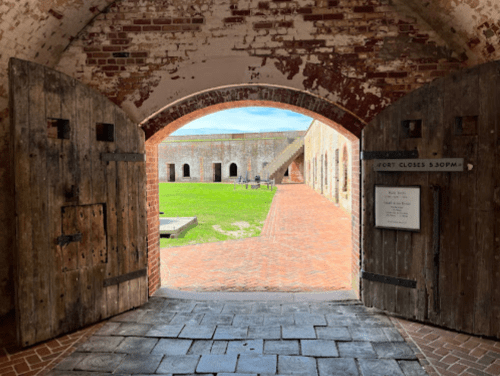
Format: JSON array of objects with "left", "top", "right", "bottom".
[
  {"left": 229, "top": 163, "right": 238, "bottom": 177},
  {"left": 284, "top": 167, "right": 289, "bottom": 177},
  {"left": 342, "top": 146, "right": 348, "bottom": 192},
  {"left": 325, "top": 152, "right": 328, "bottom": 186},
  {"left": 183, "top": 164, "right": 190, "bottom": 177}
]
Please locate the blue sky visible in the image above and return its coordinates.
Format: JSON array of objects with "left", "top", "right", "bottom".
[{"left": 170, "top": 107, "right": 313, "bottom": 136}]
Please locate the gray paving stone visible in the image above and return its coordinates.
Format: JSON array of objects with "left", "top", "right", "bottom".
[
  {"left": 326, "top": 315, "right": 357, "bottom": 326},
  {"left": 358, "top": 359, "right": 405, "bottom": 376},
  {"left": 169, "top": 312, "right": 205, "bottom": 325},
  {"left": 178, "top": 324, "right": 216, "bottom": 339},
  {"left": 144, "top": 324, "right": 184, "bottom": 338},
  {"left": 263, "top": 315, "right": 295, "bottom": 326},
  {"left": 309, "top": 303, "right": 344, "bottom": 315},
  {"left": 349, "top": 328, "right": 388, "bottom": 342},
  {"left": 282, "top": 303, "right": 310, "bottom": 314},
  {"left": 213, "top": 325, "right": 248, "bottom": 339},
  {"left": 294, "top": 313, "right": 327, "bottom": 326},
  {"left": 264, "top": 340, "right": 300, "bottom": 355},
  {"left": 210, "top": 340, "right": 228, "bottom": 354},
  {"left": 53, "top": 352, "right": 88, "bottom": 370},
  {"left": 77, "top": 336, "right": 124, "bottom": 352},
  {"left": 201, "top": 314, "right": 234, "bottom": 325},
  {"left": 114, "top": 354, "right": 163, "bottom": 374},
  {"left": 340, "top": 305, "right": 369, "bottom": 315},
  {"left": 75, "top": 353, "right": 126, "bottom": 372},
  {"left": 251, "top": 303, "right": 282, "bottom": 314},
  {"left": 317, "top": 358, "right": 359, "bottom": 376},
  {"left": 356, "top": 314, "right": 392, "bottom": 325},
  {"left": 156, "top": 355, "right": 200, "bottom": 374},
  {"left": 111, "top": 309, "right": 146, "bottom": 323},
  {"left": 338, "top": 342, "right": 377, "bottom": 358},
  {"left": 188, "top": 340, "right": 213, "bottom": 354},
  {"left": 398, "top": 361, "right": 429, "bottom": 376},
  {"left": 282, "top": 325, "right": 316, "bottom": 339},
  {"left": 221, "top": 303, "right": 253, "bottom": 314},
  {"left": 164, "top": 300, "right": 196, "bottom": 312},
  {"left": 226, "top": 339, "right": 264, "bottom": 354},
  {"left": 315, "top": 326, "right": 352, "bottom": 341},
  {"left": 247, "top": 325, "right": 281, "bottom": 339},
  {"left": 236, "top": 354, "right": 277, "bottom": 374},
  {"left": 217, "top": 374, "right": 257, "bottom": 376},
  {"left": 137, "top": 311, "right": 176, "bottom": 325},
  {"left": 384, "top": 328, "right": 405, "bottom": 342},
  {"left": 301, "top": 340, "right": 339, "bottom": 357},
  {"left": 373, "top": 342, "right": 418, "bottom": 360},
  {"left": 196, "top": 354, "right": 237, "bottom": 373},
  {"left": 151, "top": 338, "right": 193, "bottom": 355},
  {"left": 115, "top": 337, "right": 158, "bottom": 354},
  {"left": 113, "top": 323, "right": 153, "bottom": 336},
  {"left": 278, "top": 355, "right": 318, "bottom": 375},
  {"left": 139, "top": 297, "right": 166, "bottom": 311},
  {"left": 192, "top": 302, "right": 225, "bottom": 314},
  {"left": 93, "top": 322, "right": 121, "bottom": 336},
  {"left": 232, "top": 314, "right": 264, "bottom": 326}
]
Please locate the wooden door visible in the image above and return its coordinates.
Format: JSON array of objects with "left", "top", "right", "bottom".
[
  {"left": 361, "top": 61, "right": 500, "bottom": 338},
  {"left": 9, "top": 58, "right": 148, "bottom": 347}
]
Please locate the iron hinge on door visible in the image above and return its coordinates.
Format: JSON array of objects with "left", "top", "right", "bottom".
[{"left": 361, "top": 270, "right": 417, "bottom": 289}]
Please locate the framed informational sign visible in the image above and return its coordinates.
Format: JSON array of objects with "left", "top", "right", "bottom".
[{"left": 374, "top": 185, "right": 421, "bottom": 231}]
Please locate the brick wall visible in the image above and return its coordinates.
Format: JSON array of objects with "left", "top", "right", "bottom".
[
  {"left": 282, "top": 153, "right": 304, "bottom": 183},
  {"left": 146, "top": 144, "right": 160, "bottom": 295},
  {"left": 158, "top": 131, "right": 305, "bottom": 183}
]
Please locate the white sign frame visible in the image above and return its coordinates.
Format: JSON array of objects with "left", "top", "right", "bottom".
[{"left": 374, "top": 185, "right": 421, "bottom": 232}]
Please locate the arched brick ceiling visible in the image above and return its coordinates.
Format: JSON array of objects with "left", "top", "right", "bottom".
[
  {"left": 0, "top": 0, "right": 498, "bottom": 124},
  {"left": 398, "top": 0, "right": 500, "bottom": 65}
]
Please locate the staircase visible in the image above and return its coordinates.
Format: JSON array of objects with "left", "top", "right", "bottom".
[{"left": 262, "top": 137, "right": 304, "bottom": 184}]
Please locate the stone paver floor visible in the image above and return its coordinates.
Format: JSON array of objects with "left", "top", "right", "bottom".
[
  {"left": 160, "top": 184, "right": 353, "bottom": 292},
  {"left": 46, "top": 297, "right": 428, "bottom": 376}
]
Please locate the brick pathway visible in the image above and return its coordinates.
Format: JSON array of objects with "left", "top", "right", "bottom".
[
  {"left": 0, "top": 318, "right": 104, "bottom": 376},
  {"left": 160, "top": 184, "right": 353, "bottom": 292},
  {"left": 392, "top": 318, "right": 500, "bottom": 376}
]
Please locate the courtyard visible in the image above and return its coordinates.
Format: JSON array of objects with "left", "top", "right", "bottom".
[{"left": 160, "top": 184, "right": 353, "bottom": 293}]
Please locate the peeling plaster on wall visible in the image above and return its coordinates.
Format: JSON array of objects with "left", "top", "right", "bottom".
[
  {"left": 399, "top": 0, "right": 500, "bottom": 64},
  {"left": 56, "top": 0, "right": 464, "bottom": 128}
]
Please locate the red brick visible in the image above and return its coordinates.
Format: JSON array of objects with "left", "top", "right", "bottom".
[{"left": 133, "top": 18, "right": 151, "bottom": 25}]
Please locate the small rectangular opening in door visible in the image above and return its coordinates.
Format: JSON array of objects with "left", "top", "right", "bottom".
[
  {"left": 47, "top": 118, "right": 70, "bottom": 140},
  {"left": 96, "top": 123, "right": 115, "bottom": 142}
]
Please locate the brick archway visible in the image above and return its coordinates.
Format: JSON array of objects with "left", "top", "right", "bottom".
[{"left": 142, "top": 84, "right": 363, "bottom": 296}]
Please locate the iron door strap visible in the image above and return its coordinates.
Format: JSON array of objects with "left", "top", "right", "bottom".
[
  {"left": 101, "top": 153, "right": 146, "bottom": 162},
  {"left": 57, "top": 233, "right": 82, "bottom": 247},
  {"left": 361, "top": 150, "right": 419, "bottom": 160},
  {"left": 361, "top": 270, "right": 417, "bottom": 289}
]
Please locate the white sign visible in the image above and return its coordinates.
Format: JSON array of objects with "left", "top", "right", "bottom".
[
  {"left": 374, "top": 158, "right": 464, "bottom": 172},
  {"left": 375, "top": 186, "right": 420, "bottom": 231}
]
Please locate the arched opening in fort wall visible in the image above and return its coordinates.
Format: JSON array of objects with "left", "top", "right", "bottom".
[{"left": 141, "top": 84, "right": 363, "bottom": 297}]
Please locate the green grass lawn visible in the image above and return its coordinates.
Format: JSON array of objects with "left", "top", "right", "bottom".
[{"left": 159, "top": 183, "right": 277, "bottom": 248}]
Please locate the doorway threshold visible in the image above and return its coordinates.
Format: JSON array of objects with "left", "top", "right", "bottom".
[{"left": 154, "top": 287, "right": 358, "bottom": 302}]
